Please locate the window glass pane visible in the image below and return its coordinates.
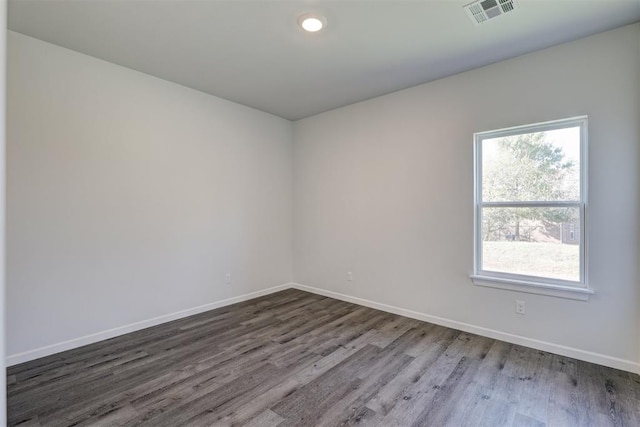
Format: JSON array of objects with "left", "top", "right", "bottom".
[
  {"left": 482, "top": 127, "right": 580, "bottom": 202},
  {"left": 481, "top": 207, "right": 580, "bottom": 281}
]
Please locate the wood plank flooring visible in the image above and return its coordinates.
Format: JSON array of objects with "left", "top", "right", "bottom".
[{"left": 7, "top": 289, "right": 640, "bottom": 426}]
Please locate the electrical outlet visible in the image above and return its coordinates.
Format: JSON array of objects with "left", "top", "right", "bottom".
[
  {"left": 347, "top": 271, "right": 353, "bottom": 282},
  {"left": 515, "top": 300, "right": 525, "bottom": 315},
  {"left": 225, "top": 273, "right": 231, "bottom": 284}
]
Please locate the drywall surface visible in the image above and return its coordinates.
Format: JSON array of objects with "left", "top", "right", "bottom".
[
  {"left": 0, "top": 0, "right": 7, "bottom": 421},
  {"left": 294, "top": 24, "right": 640, "bottom": 366},
  {"left": 7, "top": 31, "right": 293, "bottom": 358},
  {"left": 638, "top": 27, "right": 640, "bottom": 371}
]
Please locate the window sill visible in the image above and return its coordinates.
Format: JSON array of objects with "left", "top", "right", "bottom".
[{"left": 470, "top": 275, "right": 593, "bottom": 301}]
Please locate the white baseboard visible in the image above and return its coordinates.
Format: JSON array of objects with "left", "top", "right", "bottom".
[
  {"left": 6, "top": 283, "right": 292, "bottom": 367},
  {"left": 291, "top": 283, "right": 640, "bottom": 375},
  {"left": 8, "top": 281, "right": 639, "bottom": 375}
]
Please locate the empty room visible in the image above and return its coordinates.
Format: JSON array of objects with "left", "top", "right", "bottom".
[{"left": 2, "top": 0, "right": 640, "bottom": 426}]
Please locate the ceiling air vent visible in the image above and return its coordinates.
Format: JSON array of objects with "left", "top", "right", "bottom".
[{"left": 464, "top": 0, "right": 518, "bottom": 25}]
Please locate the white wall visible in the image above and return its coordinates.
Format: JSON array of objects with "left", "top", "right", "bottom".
[
  {"left": 7, "top": 32, "right": 293, "bottom": 359},
  {"left": 7, "top": 23, "right": 640, "bottom": 374},
  {"left": 293, "top": 24, "right": 640, "bottom": 369},
  {"left": 637, "top": 29, "right": 640, "bottom": 372},
  {"left": 1, "top": 1, "right": 7, "bottom": 422}
]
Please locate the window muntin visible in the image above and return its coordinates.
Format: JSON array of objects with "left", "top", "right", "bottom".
[{"left": 474, "top": 117, "right": 587, "bottom": 288}]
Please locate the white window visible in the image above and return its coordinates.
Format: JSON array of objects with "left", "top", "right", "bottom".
[{"left": 471, "top": 117, "right": 592, "bottom": 300}]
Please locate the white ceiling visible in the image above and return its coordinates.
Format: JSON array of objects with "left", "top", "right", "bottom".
[{"left": 8, "top": 0, "right": 640, "bottom": 120}]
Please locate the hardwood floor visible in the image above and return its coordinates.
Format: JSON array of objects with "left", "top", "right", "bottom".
[{"left": 7, "top": 289, "right": 640, "bottom": 426}]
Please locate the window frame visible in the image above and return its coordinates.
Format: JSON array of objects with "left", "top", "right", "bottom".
[{"left": 471, "top": 116, "right": 592, "bottom": 300}]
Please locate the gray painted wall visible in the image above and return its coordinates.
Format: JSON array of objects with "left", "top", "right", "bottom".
[
  {"left": 1, "top": 0, "right": 7, "bottom": 422},
  {"left": 6, "top": 24, "right": 640, "bottom": 371},
  {"left": 7, "top": 31, "right": 293, "bottom": 357},
  {"left": 293, "top": 24, "right": 640, "bottom": 366}
]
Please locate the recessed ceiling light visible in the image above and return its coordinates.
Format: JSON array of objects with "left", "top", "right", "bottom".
[{"left": 298, "top": 13, "right": 326, "bottom": 33}]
